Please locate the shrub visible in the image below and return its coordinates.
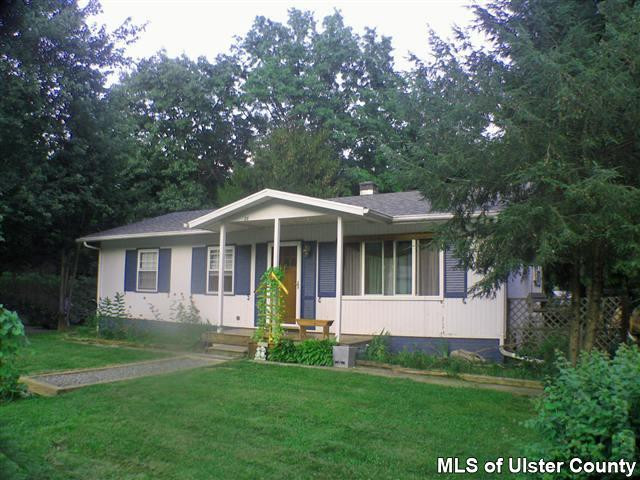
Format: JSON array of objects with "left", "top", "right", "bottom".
[
  {"left": 268, "top": 338, "right": 298, "bottom": 363},
  {"left": 296, "top": 339, "right": 336, "bottom": 366},
  {"left": 363, "top": 330, "right": 391, "bottom": 362},
  {"left": 527, "top": 344, "right": 640, "bottom": 478},
  {"left": 0, "top": 304, "right": 26, "bottom": 401},
  {"left": 267, "top": 338, "right": 336, "bottom": 366},
  {"left": 169, "top": 294, "right": 202, "bottom": 324},
  {"left": 0, "top": 272, "right": 96, "bottom": 328}
]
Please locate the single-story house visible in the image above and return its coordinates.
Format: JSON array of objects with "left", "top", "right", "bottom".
[{"left": 78, "top": 182, "right": 541, "bottom": 361}]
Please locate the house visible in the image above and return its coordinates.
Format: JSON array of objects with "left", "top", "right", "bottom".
[{"left": 78, "top": 183, "right": 540, "bottom": 361}]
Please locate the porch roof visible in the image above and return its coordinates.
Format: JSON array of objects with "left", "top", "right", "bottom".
[{"left": 185, "top": 189, "right": 392, "bottom": 230}]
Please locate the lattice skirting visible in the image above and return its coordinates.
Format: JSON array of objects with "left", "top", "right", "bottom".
[{"left": 506, "top": 296, "right": 623, "bottom": 356}]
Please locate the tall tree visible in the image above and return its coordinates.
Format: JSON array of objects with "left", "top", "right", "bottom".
[
  {"left": 402, "top": 0, "right": 640, "bottom": 360},
  {"left": 114, "top": 52, "right": 250, "bottom": 217},
  {"left": 218, "top": 127, "right": 348, "bottom": 204},
  {"left": 231, "top": 9, "right": 404, "bottom": 193},
  {"left": 0, "top": 0, "right": 139, "bottom": 328}
]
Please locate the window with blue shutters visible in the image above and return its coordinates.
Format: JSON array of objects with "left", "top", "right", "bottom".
[{"left": 124, "top": 248, "right": 171, "bottom": 293}]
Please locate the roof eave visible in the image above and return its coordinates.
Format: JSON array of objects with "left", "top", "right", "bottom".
[{"left": 76, "top": 229, "right": 211, "bottom": 243}]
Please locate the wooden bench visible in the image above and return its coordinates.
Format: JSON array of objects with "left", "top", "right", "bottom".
[{"left": 295, "top": 318, "right": 334, "bottom": 340}]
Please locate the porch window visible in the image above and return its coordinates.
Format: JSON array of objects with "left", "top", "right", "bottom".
[
  {"left": 418, "top": 239, "right": 439, "bottom": 296},
  {"left": 395, "top": 240, "right": 412, "bottom": 294},
  {"left": 343, "top": 242, "right": 361, "bottom": 295},
  {"left": 137, "top": 249, "right": 159, "bottom": 292},
  {"left": 207, "top": 246, "right": 235, "bottom": 294},
  {"left": 364, "top": 241, "right": 383, "bottom": 294}
]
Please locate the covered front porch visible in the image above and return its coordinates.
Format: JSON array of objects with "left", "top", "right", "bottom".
[{"left": 187, "top": 189, "right": 392, "bottom": 343}]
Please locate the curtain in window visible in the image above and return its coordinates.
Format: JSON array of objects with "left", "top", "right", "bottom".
[
  {"left": 364, "top": 242, "right": 382, "bottom": 294},
  {"left": 384, "top": 241, "right": 393, "bottom": 295},
  {"left": 418, "top": 240, "right": 439, "bottom": 296},
  {"left": 343, "top": 243, "right": 361, "bottom": 295},
  {"left": 395, "top": 241, "right": 412, "bottom": 294}
]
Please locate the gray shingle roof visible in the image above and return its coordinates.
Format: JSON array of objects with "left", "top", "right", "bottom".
[
  {"left": 81, "top": 209, "right": 214, "bottom": 240},
  {"left": 80, "top": 190, "right": 438, "bottom": 241},
  {"left": 331, "top": 191, "right": 436, "bottom": 216}
]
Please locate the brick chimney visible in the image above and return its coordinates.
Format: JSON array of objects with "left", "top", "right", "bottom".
[{"left": 359, "top": 181, "right": 378, "bottom": 195}]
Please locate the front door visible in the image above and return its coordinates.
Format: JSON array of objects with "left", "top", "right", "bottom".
[{"left": 271, "top": 245, "right": 298, "bottom": 324}]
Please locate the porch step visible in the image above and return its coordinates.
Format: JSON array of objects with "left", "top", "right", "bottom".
[
  {"left": 205, "top": 343, "right": 248, "bottom": 358},
  {"left": 201, "top": 332, "right": 251, "bottom": 346}
]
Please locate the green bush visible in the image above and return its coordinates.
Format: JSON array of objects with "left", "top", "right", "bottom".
[
  {"left": 267, "top": 338, "right": 336, "bottom": 366},
  {"left": 296, "top": 339, "right": 336, "bottom": 366},
  {"left": 363, "top": 330, "right": 391, "bottom": 362},
  {"left": 0, "top": 272, "right": 96, "bottom": 328},
  {"left": 0, "top": 304, "right": 26, "bottom": 401},
  {"left": 527, "top": 344, "right": 640, "bottom": 478},
  {"left": 268, "top": 338, "right": 298, "bottom": 363}
]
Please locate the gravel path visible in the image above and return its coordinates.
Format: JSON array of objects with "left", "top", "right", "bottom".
[{"left": 32, "top": 356, "right": 223, "bottom": 388}]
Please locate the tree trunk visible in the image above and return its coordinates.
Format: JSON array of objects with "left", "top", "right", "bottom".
[
  {"left": 620, "top": 286, "right": 631, "bottom": 343},
  {"left": 57, "top": 249, "right": 72, "bottom": 331},
  {"left": 583, "top": 243, "right": 604, "bottom": 351},
  {"left": 64, "top": 243, "right": 81, "bottom": 325},
  {"left": 568, "top": 259, "right": 582, "bottom": 365}
]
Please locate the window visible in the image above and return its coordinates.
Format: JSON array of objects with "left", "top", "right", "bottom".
[
  {"left": 395, "top": 241, "right": 412, "bottom": 294},
  {"left": 207, "top": 246, "right": 235, "bottom": 294},
  {"left": 418, "top": 239, "right": 440, "bottom": 296},
  {"left": 364, "top": 241, "right": 383, "bottom": 294},
  {"left": 137, "top": 249, "right": 159, "bottom": 292},
  {"left": 343, "top": 238, "right": 440, "bottom": 297},
  {"left": 343, "top": 243, "right": 361, "bottom": 295}
]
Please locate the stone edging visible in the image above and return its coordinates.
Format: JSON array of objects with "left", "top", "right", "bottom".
[
  {"left": 355, "top": 360, "right": 543, "bottom": 389},
  {"left": 19, "top": 355, "right": 217, "bottom": 397}
]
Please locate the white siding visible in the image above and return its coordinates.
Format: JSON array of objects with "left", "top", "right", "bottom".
[{"left": 97, "top": 220, "right": 506, "bottom": 340}]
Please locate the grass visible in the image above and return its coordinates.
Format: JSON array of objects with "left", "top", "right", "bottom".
[
  {"left": 2, "top": 335, "right": 539, "bottom": 479},
  {"left": 16, "top": 333, "right": 174, "bottom": 375}
]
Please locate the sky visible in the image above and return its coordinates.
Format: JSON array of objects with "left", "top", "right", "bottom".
[{"left": 92, "top": 0, "right": 484, "bottom": 72}]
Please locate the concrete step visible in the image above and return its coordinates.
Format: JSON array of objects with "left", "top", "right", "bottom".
[{"left": 205, "top": 343, "right": 248, "bottom": 358}]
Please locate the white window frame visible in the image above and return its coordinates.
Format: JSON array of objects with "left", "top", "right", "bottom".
[
  {"left": 343, "top": 238, "right": 444, "bottom": 300},
  {"left": 206, "top": 245, "right": 235, "bottom": 295},
  {"left": 137, "top": 248, "right": 159, "bottom": 293}
]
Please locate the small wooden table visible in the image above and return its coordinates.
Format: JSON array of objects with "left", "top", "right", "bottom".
[{"left": 296, "top": 318, "right": 334, "bottom": 340}]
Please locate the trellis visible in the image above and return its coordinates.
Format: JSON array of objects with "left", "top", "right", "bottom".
[{"left": 505, "top": 295, "right": 623, "bottom": 357}]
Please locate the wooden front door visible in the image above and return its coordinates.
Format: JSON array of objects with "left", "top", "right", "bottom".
[{"left": 272, "top": 245, "right": 298, "bottom": 324}]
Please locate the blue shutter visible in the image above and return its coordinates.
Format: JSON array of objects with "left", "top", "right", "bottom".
[
  {"left": 318, "top": 242, "right": 336, "bottom": 297},
  {"left": 191, "top": 247, "right": 207, "bottom": 294},
  {"left": 234, "top": 245, "right": 251, "bottom": 296},
  {"left": 444, "top": 248, "right": 467, "bottom": 298},
  {"left": 124, "top": 250, "right": 137, "bottom": 292},
  {"left": 158, "top": 248, "right": 171, "bottom": 293},
  {"left": 254, "top": 243, "right": 268, "bottom": 325},
  {"left": 301, "top": 241, "right": 316, "bottom": 319}
]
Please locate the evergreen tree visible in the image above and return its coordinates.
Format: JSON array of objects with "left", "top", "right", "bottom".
[{"left": 403, "top": 0, "right": 640, "bottom": 360}]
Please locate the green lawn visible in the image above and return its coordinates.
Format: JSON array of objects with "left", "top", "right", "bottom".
[
  {"left": 2, "top": 336, "right": 539, "bottom": 479},
  {"left": 16, "top": 333, "right": 173, "bottom": 375}
]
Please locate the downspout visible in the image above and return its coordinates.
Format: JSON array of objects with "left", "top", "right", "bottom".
[{"left": 82, "top": 241, "right": 101, "bottom": 336}]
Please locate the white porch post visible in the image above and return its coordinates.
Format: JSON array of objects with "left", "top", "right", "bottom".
[
  {"left": 335, "top": 216, "right": 343, "bottom": 343},
  {"left": 273, "top": 217, "right": 281, "bottom": 267},
  {"left": 217, "top": 223, "right": 226, "bottom": 332}
]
